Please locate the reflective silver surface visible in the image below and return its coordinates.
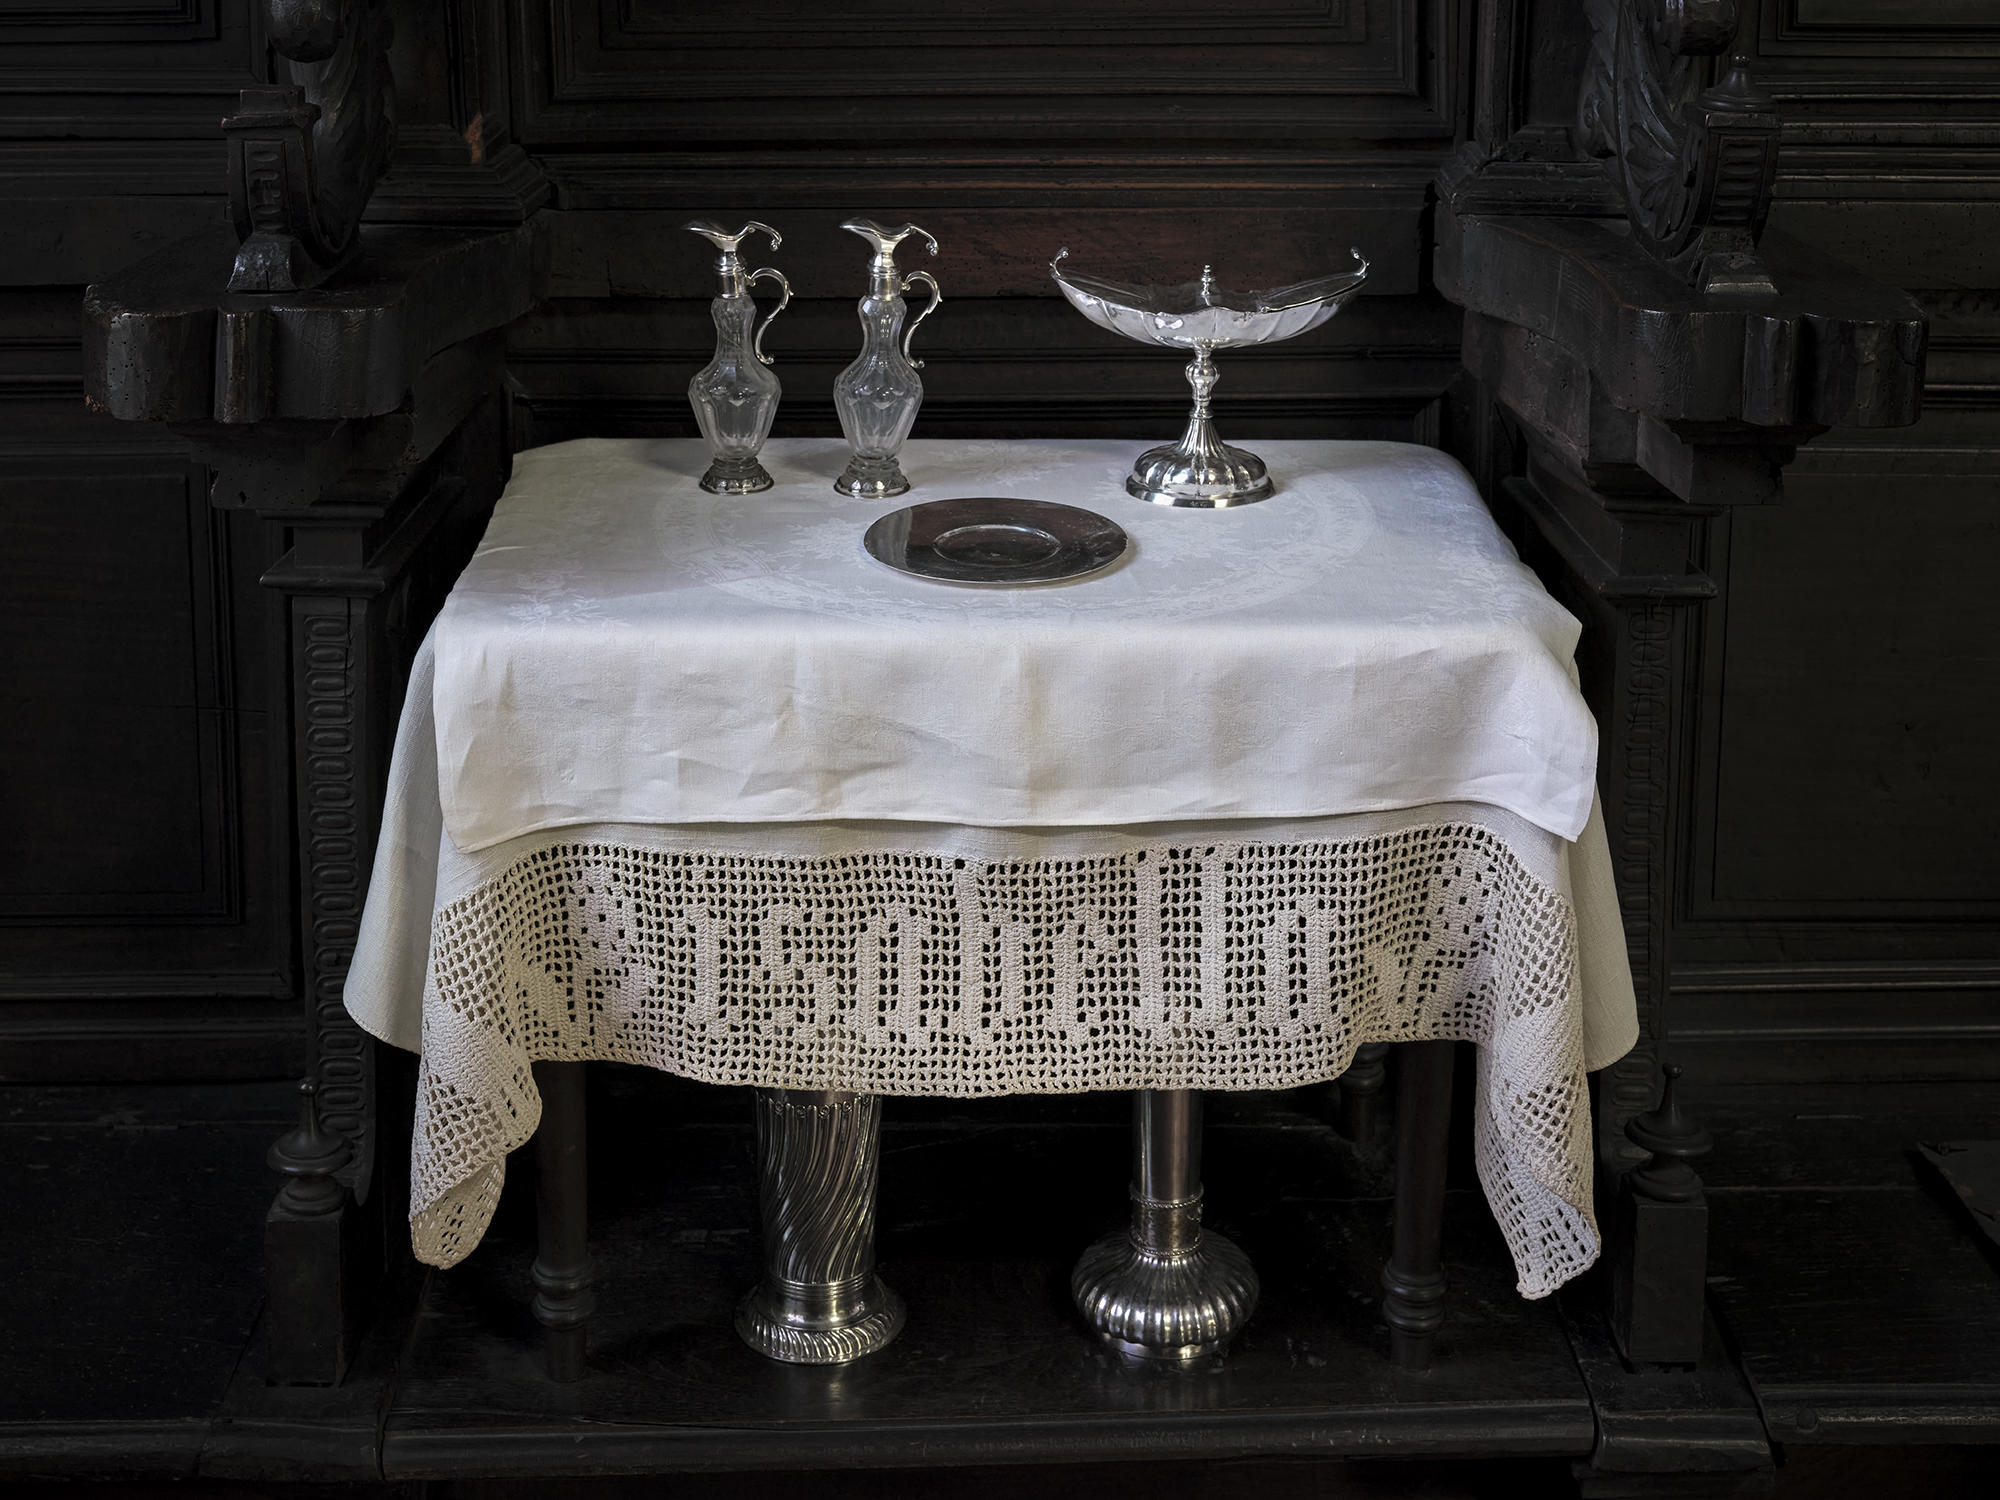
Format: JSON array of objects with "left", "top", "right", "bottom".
[
  {"left": 1072, "top": 1089, "right": 1259, "bottom": 1361},
  {"left": 684, "top": 220, "right": 794, "bottom": 495},
  {"left": 737, "top": 1088, "right": 906, "bottom": 1364},
  {"left": 833, "top": 220, "right": 943, "bottom": 499},
  {"left": 1049, "top": 248, "right": 1369, "bottom": 507},
  {"left": 863, "top": 496, "right": 1128, "bottom": 586}
]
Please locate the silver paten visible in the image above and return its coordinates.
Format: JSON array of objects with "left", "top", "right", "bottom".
[
  {"left": 863, "top": 496, "right": 1128, "bottom": 586},
  {"left": 1050, "top": 248, "right": 1370, "bottom": 507}
]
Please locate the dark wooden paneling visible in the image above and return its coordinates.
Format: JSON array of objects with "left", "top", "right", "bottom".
[
  {"left": 0, "top": 456, "right": 224, "bottom": 913},
  {"left": 1663, "top": 400, "right": 2000, "bottom": 1077},
  {"left": 517, "top": 0, "right": 1451, "bottom": 146},
  {"left": 506, "top": 293, "right": 1461, "bottom": 447},
  {"left": 508, "top": 0, "right": 1461, "bottom": 442},
  {"left": 0, "top": 0, "right": 260, "bottom": 132},
  {"left": 1701, "top": 480, "right": 2000, "bottom": 915},
  {"left": 0, "top": 1, "right": 251, "bottom": 283},
  {"left": 1772, "top": 0, "right": 2000, "bottom": 46},
  {"left": 0, "top": 293, "right": 295, "bottom": 1081}
]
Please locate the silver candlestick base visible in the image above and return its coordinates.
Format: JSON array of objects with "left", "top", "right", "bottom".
[
  {"left": 1072, "top": 1089, "right": 1259, "bottom": 1361},
  {"left": 737, "top": 1088, "right": 906, "bottom": 1365}
]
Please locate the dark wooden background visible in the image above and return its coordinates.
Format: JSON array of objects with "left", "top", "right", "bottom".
[{"left": 1, "top": 0, "right": 1995, "bottom": 1087}]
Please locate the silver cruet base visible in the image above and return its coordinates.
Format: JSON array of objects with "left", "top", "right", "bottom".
[
  {"left": 1125, "top": 347, "right": 1274, "bottom": 508},
  {"left": 700, "top": 453, "right": 776, "bottom": 495},
  {"left": 833, "top": 455, "right": 912, "bottom": 500}
]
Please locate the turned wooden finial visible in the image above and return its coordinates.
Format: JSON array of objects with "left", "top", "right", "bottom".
[
  {"left": 267, "top": 1078, "right": 351, "bottom": 1217},
  {"left": 1626, "top": 1064, "right": 1714, "bottom": 1205}
]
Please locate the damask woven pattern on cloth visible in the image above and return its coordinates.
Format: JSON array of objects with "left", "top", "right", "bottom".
[{"left": 409, "top": 819, "right": 1597, "bottom": 1298}]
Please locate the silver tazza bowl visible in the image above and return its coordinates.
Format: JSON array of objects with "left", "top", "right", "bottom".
[{"left": 1049, "top": 248, "right": 1370, "bottom": 507}]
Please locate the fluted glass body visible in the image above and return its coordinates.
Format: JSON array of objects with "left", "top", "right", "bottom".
[
  {"left": 690, "top": 294, "right": 782, "bottom": 494},
  {"left": 833, "top": 292, "right": 923, "bottom": 498}
]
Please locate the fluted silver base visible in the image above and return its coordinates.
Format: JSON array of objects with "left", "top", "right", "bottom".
[
  {"left": 1073, "top": 1194, "right": 1259, "bottom": 1361},
  {"left": 1073, "top": 1089, "right": 1259, "bottom": 1361},
  {"left": 1125, "top": 440, "right": 1273, "bottom": 509},
  {"left": 736, "top": 1274, "right": 907, "bottom": 1365},
  {"left": 1124, "top": 348, "right": 1275, "bottom": 508},
  {"left": 738, "top": 1088, "right": 905, "bottom": 1365}
]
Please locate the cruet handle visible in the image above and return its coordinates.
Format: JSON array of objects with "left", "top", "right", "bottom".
[
  {"left": 747, "top": 265, "right": 792, "bottom": 366},
  {"left": 898, "top": 270, "right": 941, "bottom": 369}
]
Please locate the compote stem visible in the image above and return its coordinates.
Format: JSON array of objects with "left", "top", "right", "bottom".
[
  {"left": 1125, "top": 337, "right": 1270, "bottom": 506},
  {"left": 1176, "top": 345, "right": 1227, "bottom": 466}
]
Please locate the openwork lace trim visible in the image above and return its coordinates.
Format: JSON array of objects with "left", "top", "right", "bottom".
[{"left": 410, "top": 821, "right": 1595, "bottom": 1297}]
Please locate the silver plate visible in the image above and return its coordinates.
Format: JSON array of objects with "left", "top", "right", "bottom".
[{"left": 863, "top": 497, "right": 1128, "bottom": 586}]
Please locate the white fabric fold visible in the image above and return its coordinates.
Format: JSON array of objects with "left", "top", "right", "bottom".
[{"left": 429, "top": 439, "right": 1599, "bottom": 849}]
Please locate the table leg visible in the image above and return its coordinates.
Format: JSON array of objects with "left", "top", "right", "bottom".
[
  {"left": 1072, "top": 1088, "right": 1259, "bottom": 1361},
  {"left": 1381, "top": 1039, "right": 1455, "bottom": 1370},
  {"left": 1340, "top": 1041, "right": 1392, "bottom": 1144},
  {"left": 736, "top": 1088, "right": 906, "bottom": 1364},
  {"left": 531, "top": 1059, "right": 594, "bottom": 1382}
]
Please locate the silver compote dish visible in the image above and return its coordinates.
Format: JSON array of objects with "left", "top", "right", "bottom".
[{"left": 1049, "top": 247, "right": 1369, "bottom": 507}]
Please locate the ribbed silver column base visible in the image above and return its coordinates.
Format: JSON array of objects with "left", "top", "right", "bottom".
[
  {"left": 1073, "top": 1194, "right": 1259, "bottom": 1361},
  {"left": 738, "top": 1088, "right": 905, "bottom": 1366},
  {"left": 1072, "top": 1090, "right": 1259, "bottom": 1361},
  {"left": 735, "top": 1275, "right": 907, "bottom": 1365}
]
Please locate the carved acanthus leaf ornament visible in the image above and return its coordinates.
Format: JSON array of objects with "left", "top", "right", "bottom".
[{"left": 1577, "top": 0, "right": 1781, "bottom": 294}]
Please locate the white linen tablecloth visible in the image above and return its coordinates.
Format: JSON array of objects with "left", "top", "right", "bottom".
[
  {"left": 431, "top": 438, "right": 1599, "bottom": 849},
  {"left": 345, "top": 438, "right": 1637, "bottom": 1301}
]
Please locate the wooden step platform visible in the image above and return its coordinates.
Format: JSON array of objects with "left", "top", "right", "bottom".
[
  {"left": 6, "top": 1071, "right": 2000, "bottom": 1496},
  {"left": 377, "top": 1071, "right": 1592, "bottom": 1477}
]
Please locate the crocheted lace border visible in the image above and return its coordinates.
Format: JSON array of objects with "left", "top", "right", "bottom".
[{"left": 408, "top": 819, "right": 1596, "bottom": 1297}]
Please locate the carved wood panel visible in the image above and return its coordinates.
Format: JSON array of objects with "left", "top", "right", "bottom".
[
  {"left": 1693, "top": 486, "right": 2000, "bottom": 919},
  {"left": 0, "top": 299, "right": 295, "bottom": 1079},
  {"left": 1666, "top": 423, "right": 2000, "bottom": 1077},
  {"left": 0, "top": 0, "right": 258, "bottom": 282},
  {"left": 507, "top": 0, "right": 1461, "bottom": 442},
  {"left": 517, "top": 0, "right": 1448, "bottom": 145},
  {"left": 1773, "top": 0, "right": 2000, "bottom": 46},
  {"left": 0, "top": 457, "right": 232, "bottom": 919}
]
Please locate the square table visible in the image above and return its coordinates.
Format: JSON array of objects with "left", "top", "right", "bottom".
[{"left": 345, "top": 436, "right": 1637, "bottom": 1369}]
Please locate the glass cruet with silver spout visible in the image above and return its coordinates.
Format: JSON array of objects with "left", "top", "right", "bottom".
[
  {"left": 831, "top": 218, "right": 943, "bottom": 499},
  {"left": 684, "top": 220, "right": 793, "bottom": 494}
]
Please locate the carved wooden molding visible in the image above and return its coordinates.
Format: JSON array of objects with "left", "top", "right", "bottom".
[
  {"left": 291, "top": 598, "right": 376, "bottom": 1198},
  {"left": 1576, "top": 1, "right": 1782, "bottom": 294},
  {"left": 224, "top": 1, "right": 395, "bottom": 293}
]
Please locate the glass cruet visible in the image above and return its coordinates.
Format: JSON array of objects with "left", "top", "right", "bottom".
[
  {"left": 831, "top": 218, "right": 943, "bottom": 499},
  {"left": 684, "top": 220, "right": 793, "bottom": 495}
]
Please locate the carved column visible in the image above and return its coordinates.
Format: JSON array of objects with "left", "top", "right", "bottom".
[
  {"left": 215, "top": 412, "right": 506, "bottom": 1382},
  {"left": 82, "top": 0, "right": 543, "bottom": 1394},
  {"left": 1444, "top": 230, "right": 1921, "bottom": 1366},
  {"left": 282, "top": 591, "right": 388, "bottom": 1209}
]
